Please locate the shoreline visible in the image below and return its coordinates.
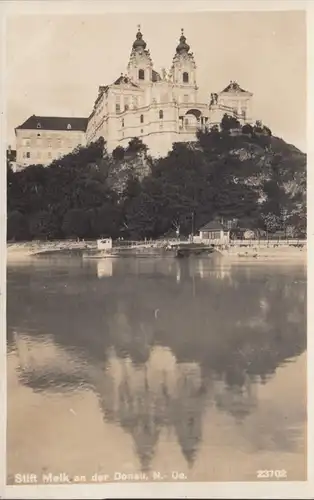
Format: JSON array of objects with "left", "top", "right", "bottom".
[
  {"left": 6, "top": 240, "right": 307, "bottom": 264},
  {"left": 6, "top": 240, "right": 95, "bottom": 261}
]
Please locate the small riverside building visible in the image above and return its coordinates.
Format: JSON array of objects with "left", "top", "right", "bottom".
[
  {"left": 97, "top": 238, "right": 113, "bottom": 250},
  {"left": 198, "top": 220, "right": 230, "bottom": 244}
]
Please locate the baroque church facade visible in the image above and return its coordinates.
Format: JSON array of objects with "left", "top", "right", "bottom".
[
  {"left": 14, "top": 27, "right": 254, "bottom": 169},
  {"left": 86, "top": 27, "right": 253, "bottom": 157}
]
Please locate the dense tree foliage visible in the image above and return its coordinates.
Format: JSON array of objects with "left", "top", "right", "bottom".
[{"left": 7, "top": 119, "right": 306, "bottom": 241}]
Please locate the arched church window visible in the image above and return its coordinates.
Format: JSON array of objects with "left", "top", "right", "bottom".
[
  {"left": 183, "top": 72, "right": 189, "bottom": 83},
  {"left": 140, "top": 114, "right": 144, "bottom": 123},
  {"left": 139, "top": 69, "right": 145, "bottom": 80},
  {"left": 159, "top": 110, "right": 163, "bottom": 119}
]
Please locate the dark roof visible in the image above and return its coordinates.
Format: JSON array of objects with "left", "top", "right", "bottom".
[
  {"left": 152, "top": 70, "right": 161, "bottom": 82},
  {"left": 93, "top": 86, "right": 109, "bottom": 108},
  {"left": 16, "top": 115, "right": 88, "bottom": 132},
  {"left": 113, "top": 75, "right": 139, "bottom": 88},
  {"left": 221, "top": 81, "right": 249, "bottom": 93},
  {"left": 199, "top": 221, "right": 229, "bottom": 231}
]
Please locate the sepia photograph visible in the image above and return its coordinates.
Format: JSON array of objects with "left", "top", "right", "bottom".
[{"left": 1, "top": 1, "right": 312, "bottom": 498}]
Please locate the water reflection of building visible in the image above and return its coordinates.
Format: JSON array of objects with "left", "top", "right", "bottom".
[
  {"left": 96, "top": 259, "right": 113, "bottom": 278},
  {"left": 7, "top": 261, "right": 307, "bottom": 474},
  {"left": 92, "top": 346, "right": 206, "bottom": 470},
  {"left": 193, "top": 258, "right": 232, "bottom": 282}
]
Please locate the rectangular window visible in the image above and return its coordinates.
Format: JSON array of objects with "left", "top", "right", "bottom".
[
  {"left": 26, "top": 152, "right": 30, "bottom": 159},
  {"left": 47, "top": 138, "right": 52, "bottom": 148},
  {"left": 116, "top": 103, "right": 121, "bottom": 113},
  {"left": 48, "top": 152, "right": 52, "bottom": 158},
  {"left": 124, "top": 97, "right": 129, "bottom": 111},
  {"left": 133, "top": 96, "right": 138, "bottom": 109},
  {"left": 183, "top": 94, "right": 189, "bottom": 103}
]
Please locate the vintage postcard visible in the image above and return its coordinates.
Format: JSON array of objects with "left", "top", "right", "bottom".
[{"left": 0, "top": 0, "right": 313, "bottom": 498}]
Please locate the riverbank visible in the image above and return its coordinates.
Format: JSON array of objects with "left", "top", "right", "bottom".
[
  {"left": 6, "top": 239, "right": 307, "bottom": 263},
  {"left": 6, "top": 240, "right": 96, "bottom": 261},
  {"left": 217, "top": 244, "right": 306, "bottom": 261}
]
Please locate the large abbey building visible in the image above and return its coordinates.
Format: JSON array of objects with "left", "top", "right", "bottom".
[
  {"left": 86, "top": 27, "right": 253, "bottom": 157},
  {"left": 15, "top": 27, "right": 253, "bottom": 168}
]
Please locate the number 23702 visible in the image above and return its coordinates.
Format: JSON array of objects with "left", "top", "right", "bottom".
[{"left": 257, "top": 470, "right": 287, "bottom": 479}]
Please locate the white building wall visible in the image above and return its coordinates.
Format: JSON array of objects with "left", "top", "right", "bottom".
[{"left": 15, "top": 128, "right": 86, "bottom": 169}]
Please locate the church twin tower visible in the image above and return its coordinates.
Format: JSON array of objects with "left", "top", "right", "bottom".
[
  {"left": 127, "top": 27, "right": 197, "bottom": 92},
  {"left": 86, "top": 27, "right": 253, "bottom": 157}
]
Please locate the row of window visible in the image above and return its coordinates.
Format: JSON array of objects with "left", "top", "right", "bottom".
[
  {"left": 137, "top": 69, "right": 189, "bottom": 83},
  {"left": 116, "top": 94, "right": 191, "bottom": 114},
  {"left": 21, "top": 137, "right": 80, "bottom": 147},
  {"left": 121, "top": 110, "right": 165, "bottom": 128},
  {"left": 22, "top": 151, "right": 53, "bottom": 159},
  {"left": 35, "top": 123, "right": 73, "bottom": 130},
  {"left": 116, "top": 95, "right": 139, "bottom": 113}
]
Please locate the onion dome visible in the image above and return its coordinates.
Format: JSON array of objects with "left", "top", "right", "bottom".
[
  {"left": 133, "top": 25, "right": 147, "bottom": 50},
  {"left": 176, "top": 28, "right": 190, "bottom": 54}
]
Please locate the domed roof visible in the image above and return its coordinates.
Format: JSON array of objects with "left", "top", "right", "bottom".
[
  {"left": 176, "top": 29, "right": 190, "bottom": 54},
  {"left": 133, "top": 26, "right": 147, "bottom": 50}
]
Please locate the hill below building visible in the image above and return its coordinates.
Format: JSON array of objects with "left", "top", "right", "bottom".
[{"left": 7, "top": 118, "right": 306, "bottom": 241}]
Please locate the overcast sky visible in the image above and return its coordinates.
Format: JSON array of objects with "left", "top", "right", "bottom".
[{"left": 6, "top": 10, "right": 306, "bottom": 151}]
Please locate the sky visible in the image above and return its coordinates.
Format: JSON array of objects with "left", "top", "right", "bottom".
[{"left": 6, "top": 10, "right": 306, "bottom": 151}]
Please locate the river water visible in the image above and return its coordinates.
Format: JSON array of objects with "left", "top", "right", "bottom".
[{"left": 6, "top": 255, "right": 307, "bottom": 483}]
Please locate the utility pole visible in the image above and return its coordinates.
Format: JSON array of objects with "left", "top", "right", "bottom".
[{"left": 191, "top": 211, "right": 195, "bottom": 243}]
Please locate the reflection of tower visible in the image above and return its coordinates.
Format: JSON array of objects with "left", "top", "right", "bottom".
[
  {"left": 117, "top": 370, "right": 161, "bottom": 471},
  {"left": 91, "top": 346, "right": 208, "bottom": 471},
  {"left": 107, "top": 305, "right": 154, "bottom": 365},
  {"left": 172, "top": 363, "right": 203, "bottom": 468}
]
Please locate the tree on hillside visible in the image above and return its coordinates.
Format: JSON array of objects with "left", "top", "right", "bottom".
[
  {"left": 62, "top": 209, "right": 90, "bottom": 239},
  {"left": 7, "top": 211, "right": 29, "bottom": 241},
  {"left": 6, "top": 118, "right": 306, "bottom": 241},
  {"left": 221, "top": 114, "right": 241, "bottom": 132},
  {"left": 112, "top": 146, "right": 125, "bottom": 161},
  {"left": 126, "top": 137, "right": 148, "bottom": 156},
  {"left": 29, "top": 210, "right": 59, "bottom": 240},
  {"left": 89, "top": 202, "right": 122, "bottom": 239}
]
